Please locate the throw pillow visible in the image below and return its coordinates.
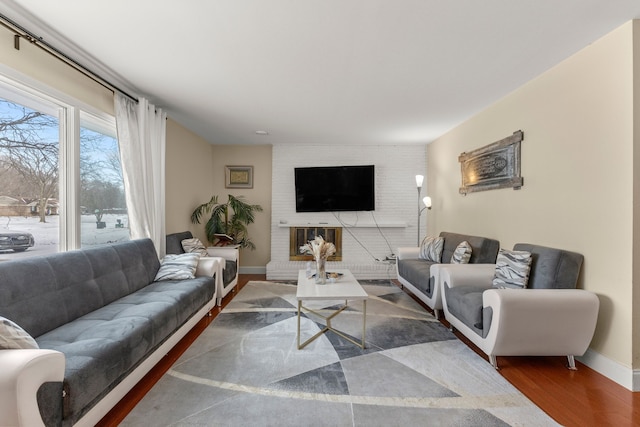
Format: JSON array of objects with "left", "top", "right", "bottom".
[
  {"left": 451, "top": 241, "right": 472, "bottom": 264},
  {"left": 154, "top": 253, "right": 201, "bottom": 281},
  {"left": 493, "top": 249, "right": 533, "bottom": 289},
  {"left": 0, "top": 316, "right": 39, "bottom": 350},
  {"left": 181, "top": 237, "right": 209, "bottom": 257},
  {"left": 419, "top": 236, "right": 444, "bottom": 262}
]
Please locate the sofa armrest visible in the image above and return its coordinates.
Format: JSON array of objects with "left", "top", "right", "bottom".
[
  {"left": 0, "top": 349, "right": 65, "bottom": 427},
  {"left": 206, "top": 247, "right": 239, "bottom": 262},
  {"left": 439, "top": 264, "right": 496, "bottom": 289},
  {"left": 196, "top": 256, "right": 223, "bottom": 277},
  {"left": 483, "top": 289, "right": 599, "bottom": 356},
  {"left": 397, "top": 247, "right": 420, "bottom": 260}
]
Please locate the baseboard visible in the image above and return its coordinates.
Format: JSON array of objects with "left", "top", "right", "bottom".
[
  {"left": 577, "top": 348, "right": 638, "bottom": 391},
  {"left": 239, "top": 266, "right": 267, "bottom": 274}
]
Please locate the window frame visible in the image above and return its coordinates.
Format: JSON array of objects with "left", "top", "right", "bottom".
[{"left": 0, "top": 65, "right": 120, "bottom": 252}]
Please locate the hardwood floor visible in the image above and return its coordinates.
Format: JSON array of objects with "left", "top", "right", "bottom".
[{"left": 97, "top": 274, "right": 639, "bottom": 426}]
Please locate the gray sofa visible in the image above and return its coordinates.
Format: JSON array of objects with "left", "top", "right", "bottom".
[
  {"left": 396, "top": 231, "right": 500, "bottom": 318},
  {"left": 0, "top": 238, "right": 218, "bottom": 427}
]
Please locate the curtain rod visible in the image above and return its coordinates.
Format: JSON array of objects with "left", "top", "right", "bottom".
[{"left": 0, "top": 13, "right": 138, "bottom": 103}]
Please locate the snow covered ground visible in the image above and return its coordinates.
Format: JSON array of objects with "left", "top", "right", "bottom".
[{"left": 0, "top": 214, "right": 130, "bottom": 261}]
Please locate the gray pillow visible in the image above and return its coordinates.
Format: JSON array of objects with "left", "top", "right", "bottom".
[
  {"left": 493, "top": 249, "right": 533, "bottom": 289},
  {"left": 154, "top": 253, "right": 201, "bottom": 281},
  {"left": 0, "top": 316, "right": 39, "bottom": 349},
  {"left": 181, "top": 237, "right": 208, "bottom": 257},
  {"left": 451, "top": 241, "right": 472, "bottom": 264},
  {"left": 419, "top": 236, "right": 444, "bottom": 262}
]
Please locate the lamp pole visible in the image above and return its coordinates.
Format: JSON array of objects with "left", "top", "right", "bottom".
[
  {"left": 416, "top": 175, "right": 424, "bottom": 246},
  {"left": 415, "top": 175, "right": 432, "bottom": 246}
]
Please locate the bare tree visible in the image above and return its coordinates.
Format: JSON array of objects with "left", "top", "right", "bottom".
[
  {"left": 0, "top": 102, "right": 58, "bottom": 222},
  {"left": 0, "top": 100, "right": 126, "bottom": 224}
]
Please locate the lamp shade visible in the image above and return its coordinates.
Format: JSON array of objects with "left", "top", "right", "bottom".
[
  {"left": 415, "top": 175, "right": 424, "bottom": 188},
  {"left": 422, "top": 196, "right": 432, "bottom": 209}
]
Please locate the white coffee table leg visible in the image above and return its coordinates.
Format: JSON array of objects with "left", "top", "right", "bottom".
[{"left": 297, "top": 300, "right": 301, "bottom": 349}]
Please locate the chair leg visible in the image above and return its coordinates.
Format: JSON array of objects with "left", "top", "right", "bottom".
[
  {"left": 433, "top": 309, "right": 440, "bottom": 320},
  {"left": 567, "top": 355, "right": 578, "bottom": 371},
  {"left": 489, "top": 355, "right": 499, "bottom": 370}
]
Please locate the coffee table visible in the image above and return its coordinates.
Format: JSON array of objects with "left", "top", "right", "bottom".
[{"left": 296, "top": 269, "right": 368, "bottom": 349}]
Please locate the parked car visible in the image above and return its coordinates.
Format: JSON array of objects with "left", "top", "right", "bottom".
[{"left": 0, "top": 231, "right": 35, "bottom": 252}]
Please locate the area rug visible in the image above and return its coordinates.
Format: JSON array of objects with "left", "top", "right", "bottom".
[{"left": 121, "top": 281, "right": 559, "bottom": 426}]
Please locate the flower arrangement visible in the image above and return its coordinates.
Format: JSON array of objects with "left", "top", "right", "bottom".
[
  {"left": 300, "top": 235, "right": 336, "bottom": 284},
  {"left": 300, "top": 235, "right": 336, "bottom": 260}
]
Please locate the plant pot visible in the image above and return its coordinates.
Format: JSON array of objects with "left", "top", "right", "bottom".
[{"left": 96, "top": 221, "right": 106, "bottom": 229}]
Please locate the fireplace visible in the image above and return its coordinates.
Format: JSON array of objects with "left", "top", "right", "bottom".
[{"left": 289, "top": 226, "right": 342, "bottom": 261}]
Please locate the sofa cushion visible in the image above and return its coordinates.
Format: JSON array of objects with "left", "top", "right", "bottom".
[
  {"left": 36, "top": 276, "right": 215, "bottom": 425},
  {"left": 444, "top": 285, "right": 491, "bottom": 337},
  {"left": 223, "top": 259, "right": 238, "bottom": 287},
  {"left": 513, "top": 243, "right": 584, "bottom": 289},
  {"left": 181, "top": 237, "right": 208, "bottom": 257},
  {"left": 154, "top": 253, "right": 201, "bottom": 281},
  {"left": 0, "top": 316, "right": 38, "bottom": 349},
  {"left": 419, "top": 236, "right": 444, "bottom": 262},
  {"left": 439, "top": 232, "right": 500, "bottom": 264},
  {"left": 0, "top": 239, "right": 161, "bottom": 338},
  {"left": 493, "top": 249, "right": 533, "bottom": 289},
  {"left": 166, "top": 231, "right": 194, "bottom": 255},
  {"left": 397, "top": 259, "right": 436, "bottom": 297},
  {"left": 451, "top": 241, "right": 472, "bottom": 264}
]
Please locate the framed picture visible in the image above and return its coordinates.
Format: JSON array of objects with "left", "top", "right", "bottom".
[
  {"left": 458, "top": 130, "right": 524, "bottom": 195},
  {"left": 225, "top": 165, "right": 253, "bottom": 188}
]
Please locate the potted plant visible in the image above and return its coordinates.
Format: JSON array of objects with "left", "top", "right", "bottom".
[{"left": 190, "top": 194, "right": 263, "bottom": 249}]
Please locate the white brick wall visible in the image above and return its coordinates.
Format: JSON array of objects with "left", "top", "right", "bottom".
[{"left": 267, "top": 144, "right": 427, "bottom": 280}]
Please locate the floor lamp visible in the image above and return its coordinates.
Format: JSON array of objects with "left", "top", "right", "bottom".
[{"left": 416, "top": 175, "right": 432, "bottom": 246}]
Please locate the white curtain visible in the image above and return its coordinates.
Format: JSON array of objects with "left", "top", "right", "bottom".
[{"left": 114, "top": 93, "right": 167, "bottom": 258}]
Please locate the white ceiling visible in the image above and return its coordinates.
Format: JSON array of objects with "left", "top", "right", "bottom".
[{"left": 2, "top": 1, "right": 640, "bottom": 146}]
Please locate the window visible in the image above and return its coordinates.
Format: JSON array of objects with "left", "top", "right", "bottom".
[
  {"left": 0, "top": 77, "right": 128, "bottom": 260},
  {"left": 80, "top": 114, "right": 128, "bottom": 247}
]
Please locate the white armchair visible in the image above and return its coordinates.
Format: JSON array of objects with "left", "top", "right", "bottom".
[
  {"left": 439, "top": 244, "right": 599, "bottom": 370},
  {"left": 207, "top": 245, "right": 240, "bottom": 306},
  {"left": 396, "top": 232, "right": 500, "bottom": 319}
]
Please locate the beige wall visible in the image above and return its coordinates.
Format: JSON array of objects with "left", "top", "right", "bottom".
[
  {"left": 209, "top": 145, "right": 272, "bottom": 270},
  {"left": 165, "top": 119, "right": 216, "bottom": 240},
  {"left": 428, "top": 22, "right": 636, "bottom": 369},
  {"left": 632, "top": 20, "right": 640, "bottom": 369}
]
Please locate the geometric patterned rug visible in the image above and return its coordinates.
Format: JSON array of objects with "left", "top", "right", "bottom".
[{"left": 121, "top": 281, "right": 559, "bottom": 426}]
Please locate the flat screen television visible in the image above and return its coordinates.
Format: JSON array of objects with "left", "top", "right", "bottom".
[{"left": 295, "top": 165, "right": 375, "bottom": 212}]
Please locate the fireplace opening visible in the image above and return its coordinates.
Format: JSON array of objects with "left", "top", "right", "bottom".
[{"left": 290, "top": 226, "right": 342, "bottom": 261}]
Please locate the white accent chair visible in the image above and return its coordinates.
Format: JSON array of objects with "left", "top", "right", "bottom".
[
  {"left": 166, "top": 232, "right": 239, "bottom": 306},
  {"left": 396, "top": 232, "right": 500, "bottom": 319},
  {"left": 207, "top": 245, "right": 240, "bottom": 305},
  {"left": 440, "top": 243, "right": 599, "bottom": 370}
]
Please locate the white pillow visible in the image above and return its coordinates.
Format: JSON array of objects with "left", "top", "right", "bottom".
[
  {"left": 0, "top": 316, "right": 39, "bottom": 349},
  {"left": 181, "top": 237, "right": 208, "bottom": 257},
  {"left": 154, "top": 253, "right": 201, "bottom": 281},
  {"left": 493, "top": 249, "right": 533, "bottom": 289},
  {"left": 451, "top": 241, "right": 472, "bottom": 264},
  {"left": 419, "top": 236, "right": 444, "bottom": 262}
]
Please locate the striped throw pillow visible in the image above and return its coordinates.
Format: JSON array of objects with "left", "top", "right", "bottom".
[
  {"left": 451, "top": 241, "right": 472, "bottom": 264},
  {"left": 419, "top": 236, "right": 444, "bottom": 262},
  {"left": 493, "top": 249, "right": 533, "bottom": 289},
  {"left": 154, "top": 253, "right": 201, "bottom": 281},
  {"left": 181, "top": 237, "right": 209, "bottom": 257},
  {"left": 0, "top": 316, "right": 38, "bottom": 349}
]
